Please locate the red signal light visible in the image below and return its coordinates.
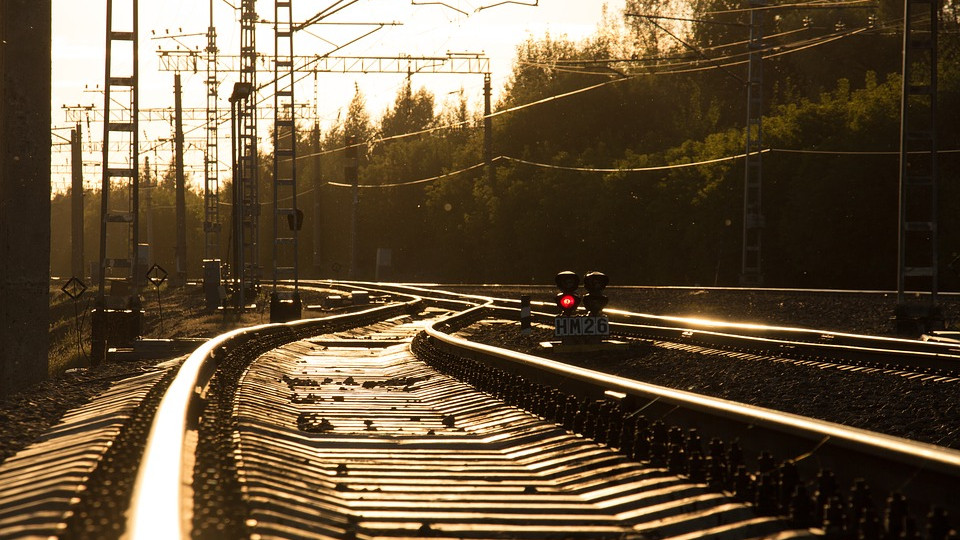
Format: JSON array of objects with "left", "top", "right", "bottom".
[
  {"left": 556, "top": 292, "right": 580, "bottom": 315},
  {"left": 554, "top": 271, "right": 581, "bottom": 316}
]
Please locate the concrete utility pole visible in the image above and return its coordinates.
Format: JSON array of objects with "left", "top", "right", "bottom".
[
  {"left": 143, "top": 157, "right": 155, "bottom": 256},
  {"left": 174, "top": 73, "right": 187, "bottom": 286},
  {"left": 229, "top": 81, "right": 254, "bottom": 309},
  {"left": 71, "top": 124, "right": 84, "bottom": 279},
  {"left": 313, "top": 122, "right": 323, "bottom": 276},
  {"left": 0, "top": 0, "right": 52, "bottom": 394},
  {"left": 484, "top": 73, "right": 494, "bottom": 184},
  {"left": 740, "top": 0, "right": 764, "bottom": 286},
  {"left": 346, "top": 135, "right": 359, "bottom": 279},
  {"left": 895, "top": 0, "right": 941, "bottom": 333}
]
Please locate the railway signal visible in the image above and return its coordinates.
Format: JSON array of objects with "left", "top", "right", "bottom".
[
  {"left": 583, "top": 271, "right": 609, "bottom": 316},
  {"left": 551, "top": 270, "right": 614, "bottom": 349},
  {"left": 554, "top": 270, "right": 580, "bottom": 316}
]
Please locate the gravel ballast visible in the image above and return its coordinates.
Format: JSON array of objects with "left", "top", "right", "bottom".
[
  {"left": 0, "top": 360, "right": 166, "bottom": 465},
  {"left": 440, "top": 286, "right": 960, "bottom": 450},
  {"left": 4, "top": 286, "right": 957, "bottom": 470},
  {"left": 439, "top": 285, "right": 960, "bottom": 336},
  {"left": 459, "top": 320, "right": 960, "bottom": 451},
  {"left": 0, "top": 286, "right": 334, "bottom": 468}
]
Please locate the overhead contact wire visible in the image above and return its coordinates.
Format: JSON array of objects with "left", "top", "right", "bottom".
[
  {"left": 302, "top": 21, "right": 880, "bottom": 160},
  {"left": 499, "top": 151, "right": 770, "bottom": 172}
]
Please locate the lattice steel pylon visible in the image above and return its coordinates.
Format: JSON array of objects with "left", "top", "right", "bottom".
[
  {"left": 93, "top": 0, "right": 142, "bottom": 362},
  {"left": 232, "top": 0, "right": 260, "bottom": 308},
  {"left": 158, "top": 51, "right": 491, "bottom": 75},
  {"left": 741, "top": 1, "right": 764, "bottom": 286},
  {"left": 270, "top": 0, "right": 302, "bottom": 321},
  {"left": 204, "top": 0, "right": 221, "bottom": 260},
  {"left": 896, "top": 0, "right": 941, "bottom": 331}
]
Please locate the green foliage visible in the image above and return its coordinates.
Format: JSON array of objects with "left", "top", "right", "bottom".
[
  {"left": 50, "top": 164, "right": 206, "bottom": 280},
  {"left": 52, "top": 2, "right": 960, "bottom": 289},
  {"left": 380, "top": 79, "right": 436, "bottom": 137}
]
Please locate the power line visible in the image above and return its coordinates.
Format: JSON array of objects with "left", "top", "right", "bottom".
[
  {"left": 477, "top": 0, "right": 538, "bottom": 10},
  {"left": 771, "top": 148, "right": 960, "bottom": 155},
  {"left": 327, "top": 161, "right": 486, "bottom": 187},
  {"left": 299, "top": 21, "right": 879, "bottom": 161},
  {"left": 499, "top": 151, "right": 769, "bottom": 173},
  {"left": 319, "top": 145, "right": 960, "bottom": 191},
  {"left": 638, "top": 12, "right": 746, "bottom": 84},
  {"left": 626, "top": 13, "right": 748, "bottom": 28},
  {"left": 135, "top": 17, "right": 877, "bottom": 172},
  {"left": 702, "top": 0, "right": 877, "bottom": 16},
  {"left": 81, "top": 13, "right": 886, "bottom": 186},
  {"left": 298, "top": 0, "right": 363, "bottom": 30},
  {"left": 324, "top": 149, "right": 768, "bottom": 189},
  {"left": 411, "top": 1, "right": 469, "bottom": 16}
]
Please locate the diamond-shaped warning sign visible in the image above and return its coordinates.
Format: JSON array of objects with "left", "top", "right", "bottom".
[
  {"left": 147, "top": 264, "right": 167, "bottom": 287},
  {"left": 61, "top": 276, "right": 87, "bottom": 299}
]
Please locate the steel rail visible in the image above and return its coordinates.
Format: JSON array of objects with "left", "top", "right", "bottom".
[
  {"left": 412, "top": 282, "right": 960, "bottom": 355},
  {"left": 303, "top": 280, "right": 960, "bottom": 374},
  {"left": 601, "top": 307, "right": 960, "bottom": 355},
  {"left": 281, "top": 280, "right": 485, "bottom": 314},
  {"left": 607, "top": 318, "right": 960, "bottom": 374},
  {"left": 230, "top": 303, "right": 813, "bottom": 539},
  {"left": 348, "top": 281, "right": 960, "bottom": 371},
  {"left": 126, "top": 299, "right": 421, "bottom": 540},
  {"left": 317, "top": 282, "right": 953, "bottom": 347},
  {"left": 510, "top": 308, "right": 960, "bottom": 376},
  {"left": 127, "top": 323, "right": 259, "bottom": 539},
  {"left": 305, "top": 278, "right": 501, "bottom": 308},
  {"left": 423, "top": 304, "right": 960, "bottom": 520}
]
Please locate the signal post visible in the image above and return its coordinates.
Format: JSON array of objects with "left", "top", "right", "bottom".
[{"left": 543, "top": 271, "right": 625, "bottom": 353}]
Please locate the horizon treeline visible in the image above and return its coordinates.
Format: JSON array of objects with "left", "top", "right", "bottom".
[{"left": 51, "top": 0, "right": 960, "bottom": 289}]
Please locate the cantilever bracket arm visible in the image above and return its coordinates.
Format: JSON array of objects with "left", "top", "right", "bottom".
[
  {"left": 411, "top": 0, "right": 469, "bottom": 16},
  {"left": 477, "top": 0, "right": 538, "bottom": 11},
  {"left": 296, "top": 0, "right": 362, "bottom": 31}
]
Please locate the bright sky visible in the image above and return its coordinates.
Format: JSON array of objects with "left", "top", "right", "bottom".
[{"left": 51, "top": 0, "right": 622, "bottom": 192}]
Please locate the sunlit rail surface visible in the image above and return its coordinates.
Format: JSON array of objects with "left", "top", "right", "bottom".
[
  {"left": 5, "top": 0, "right": 959, "bottom": 535},
  {"left": 1, "top": 283, "right": 959, "bottom": 539}
]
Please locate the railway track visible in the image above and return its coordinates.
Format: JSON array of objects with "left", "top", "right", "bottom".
[
  {"left": 0, "top": 283, "right": 958, "bottom": 538},
  {"left": 350, "top": 280, "right": 960, "bottom": 377},
  {"left": 201, "top": 310, "right": 803, "bottom": 539}
]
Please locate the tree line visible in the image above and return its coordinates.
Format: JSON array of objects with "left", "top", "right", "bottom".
[{"left": 51, "top": 0, "right": 960, "bottom": 289}]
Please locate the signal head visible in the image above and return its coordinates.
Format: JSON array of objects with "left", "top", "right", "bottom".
[
  {"left": 583, "top": 271, "right": 609, "bottom": 293},
  {"left": 583, "top": 271, "right": 609, "bottom": 316},
  {"left": 555, "top": 270, "right": 580, "bottom": 293},
  {"left": 583, "top": 293, "right": 609, "bottom": 315}
]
